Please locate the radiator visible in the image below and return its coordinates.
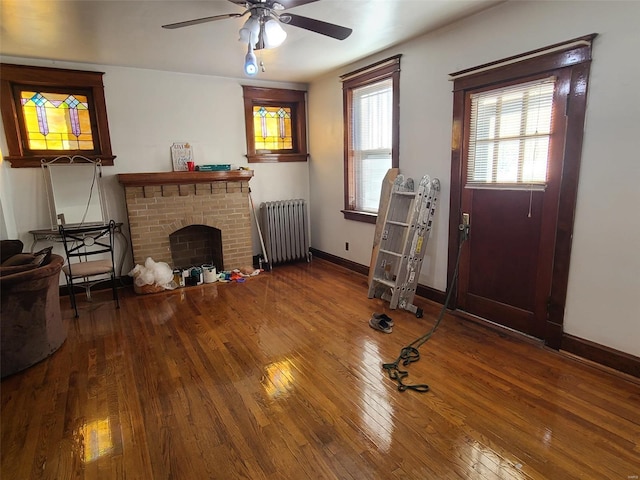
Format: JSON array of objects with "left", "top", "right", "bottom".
[{"left": 260, "top": 199, "right": 310, "bottom": 265}]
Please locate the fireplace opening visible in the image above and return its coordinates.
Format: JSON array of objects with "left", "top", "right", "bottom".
[{"left": 169, "top": 225, "right": 223, "bottom": 270}]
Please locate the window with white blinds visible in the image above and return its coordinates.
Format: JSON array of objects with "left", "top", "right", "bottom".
[
  {"left": 467, "top": 77, "right": 556, "bottom": 189},
  {"left": 342, "top": 55, "right": 400, "bottom": 222},
  {"left": 352, "top": 79, "right": 393, "bottom": 212}
]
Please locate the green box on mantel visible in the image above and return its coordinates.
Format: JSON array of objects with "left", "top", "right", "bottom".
[{"left": 196, "top": 164, "right": 231, "bottom": 171}]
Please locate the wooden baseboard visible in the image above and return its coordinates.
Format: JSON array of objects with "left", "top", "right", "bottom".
[
  {"left": 561, "top": 334, "right": 639, "bottom": 378},
  {"left": 310, "top": 248, "right": 639, "bottom": 378},
  {"left": 309, "top": 248, "right": 446, "bottom": 305},
  {"left": 416, "top": 283, "right": 447, "bottom": 305},
  {"left": 309, "top": 248, "right": 368, "bottom": 276}
]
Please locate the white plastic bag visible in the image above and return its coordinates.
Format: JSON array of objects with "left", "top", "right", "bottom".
[
  {"left": 144, "top": 257, "right": 173, "bottom": 285},
  {"left": 128, "top": 257, "right": 174, "bottom": 289}
]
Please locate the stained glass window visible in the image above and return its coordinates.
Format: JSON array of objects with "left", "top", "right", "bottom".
[
  {"left": 253, "top": 105, "right": 293, "bottom": 150},
  {"left": 242, "top": 86, "right": 307, "bottom": 163},
  {"left": 20, "top": 90, "right": 94, "bottom": 151},
  {"left": 0, "top": 64, "right": 114, "bottom": 167}
]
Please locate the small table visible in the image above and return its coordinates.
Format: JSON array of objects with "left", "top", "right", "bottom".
[{"left": 28, "top": 223, "right": 129, "bottom": 277}]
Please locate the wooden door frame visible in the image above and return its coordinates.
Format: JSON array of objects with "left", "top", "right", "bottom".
[{"left": 447, "top": 35, "right": 596, "bottom": 349}]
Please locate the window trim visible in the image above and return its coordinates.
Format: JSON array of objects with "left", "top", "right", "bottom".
[
  {"left": 0, "top": 63, "right": 115, "bottom": 168},
  {"left": 341, "top": 55, "right": 400, "bottom": 223},
  {"left": 242, "top": 86, "right": 308, "bottom": 163}
]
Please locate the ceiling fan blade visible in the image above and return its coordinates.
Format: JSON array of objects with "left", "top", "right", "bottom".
[
  {"left": 226, "top": 0, "right": 320, "bottom": 6},
  {"left": 281, "top": 13, "right": 352, "bottom": 40},
  {"left": 162, "top": 13, "right": 243, "bottom": 30},
  {"left": 277, "top": 0, "right": 321, "bottom": 8}
]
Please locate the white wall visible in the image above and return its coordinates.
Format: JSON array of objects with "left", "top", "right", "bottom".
[
  {"left": 308, "top": 0, "right": 640, "bottom": 356},
  {"left": 0, "top": 59, "right": 310, "bottom": 274}
]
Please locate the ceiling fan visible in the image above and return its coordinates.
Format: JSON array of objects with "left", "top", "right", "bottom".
[
  {"left": 162, "top": 0, "right": 352, "bottom": 76},
  {"left": 161, "top": 0, "right": 353, "bottom": 44}
]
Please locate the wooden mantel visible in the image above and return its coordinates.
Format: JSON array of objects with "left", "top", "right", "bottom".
[{"left": 117, "top": 170, "right": 253, "bottom": 187}]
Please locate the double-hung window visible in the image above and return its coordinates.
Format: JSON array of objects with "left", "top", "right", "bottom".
[{"left": 342, "top": 56, "right": 400, "bottom": 223}]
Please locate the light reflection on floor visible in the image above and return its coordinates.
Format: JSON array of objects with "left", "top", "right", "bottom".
[
  {"left": 83, "top": 418, "right": 113, "bottom": 463},
  {"left": 359, "top": 339, "right": 394, "bottom": 452},
  {"left": 262, "top": 359, "right": 295, "bottom": 399},
  {"left": 458, "top": 436, "right": 527, "bottom": 479}
]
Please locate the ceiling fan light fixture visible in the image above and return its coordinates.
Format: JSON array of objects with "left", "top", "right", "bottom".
[
  {"left": 244, "top": 43, "right": 258, "bottom": 76},
  {"left": 262, "top": 18, "right": 287, "bottom": 49},
  {"left": 164, "top": 0, "right": 353, "bottom": 76},
  {"left": 239, "top": 15, "right": 260, "bottom": 46}
]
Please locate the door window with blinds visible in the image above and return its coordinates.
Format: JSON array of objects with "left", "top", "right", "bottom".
[
  {"left": 467, "top": 77, "right": 556, "bottom": 189},
  {"left": 342, "top": 56, "right": 400, "bottom": 222}
]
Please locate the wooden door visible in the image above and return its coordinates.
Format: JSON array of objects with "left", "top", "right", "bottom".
[
  {"left": 455, "top": 73, "right": 568, "bottom": 339},
  {"left": 448, "top": 37, "right": 595, "bottom": 345},
  {"left": 457, "top": 188, "right": 556, "bottom": 338}
]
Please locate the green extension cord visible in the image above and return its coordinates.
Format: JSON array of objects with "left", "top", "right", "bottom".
[{"left": 382, "top": 220, "right": 470, "bottom": 393}]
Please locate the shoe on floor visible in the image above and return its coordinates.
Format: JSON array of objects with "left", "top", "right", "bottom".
[
  {"left": 372, "top": 312, "right": 394, "bottom": 327},
  {"left": 369, "top": 316, "right": 392, "bottom": 334}
]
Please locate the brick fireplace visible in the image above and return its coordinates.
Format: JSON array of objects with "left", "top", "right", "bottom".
[{"left": 117, "top": 170, "right": 254, "bottom": 271}]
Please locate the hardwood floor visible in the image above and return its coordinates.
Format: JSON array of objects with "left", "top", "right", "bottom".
[{"left": 2, "top": 259, "right": 639, "bottom": 479}]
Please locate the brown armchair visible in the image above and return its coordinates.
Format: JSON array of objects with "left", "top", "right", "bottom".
[{"left": 1, "top": 240, "right": 67, "bottom": 378}]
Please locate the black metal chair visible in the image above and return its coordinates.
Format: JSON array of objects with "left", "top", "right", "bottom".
[{"left": 59, "top": 220, "right": 119, "bottom": 317}]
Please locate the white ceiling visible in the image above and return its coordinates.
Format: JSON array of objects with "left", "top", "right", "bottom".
[{"left": 0, "top": 0, "right": 503, "bottom": 83}]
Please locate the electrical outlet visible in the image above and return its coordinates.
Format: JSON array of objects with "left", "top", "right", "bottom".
[{"left": 345, "top": 242, "right": 349, "bottom": 251}]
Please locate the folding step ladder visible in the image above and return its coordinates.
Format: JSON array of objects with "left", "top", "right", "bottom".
[{"left": 368, "top": 173, "right": 440, "bottom": 317}]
